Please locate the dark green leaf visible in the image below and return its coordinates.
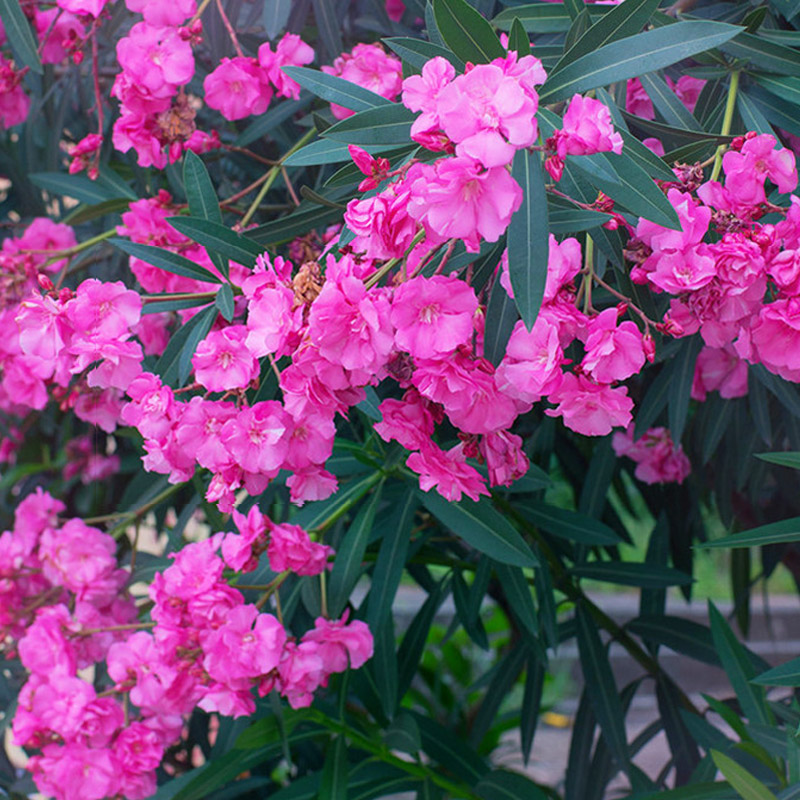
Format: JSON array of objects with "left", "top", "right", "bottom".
[
  {"left": 711, "top": 750, "right": 779, "bottom": 800},
  {"left": 657, "top": 675, "right": 700, "bottom": 783},
  {"left": 637, "top": 783, "right": 739, "bottom": 799},
  {"left": 563, "top": 0, "right": 581, "bottom": 21},
  {"left": 62, "top": 198, "right": 132, "bottom": 225},
  {"left": 578, "top": 438, "right": 616, "bottom": 519},
  {"left": 111, "top": 239, "right": 223, "bottom": 284},
  {"left": 0, "top": 0, "right": 42, "bottom": 73},
  {"left": 576, "top": 603, "right": 630, "bottom": 775},
  {"left": 753, "top": 74, "right": 800, "bottom": 107},
  {"left": 700, "top": 517, "right": 800, "bottom": 549},
  {"left": 752, "top": 363, "right": 800, "bottom": 419},
  {"left": 746, "top": 84, "right": 800, "bottom": 138},
  {"left": 320, "top": 736, "right": 348, "bottom": 800},
  {"left": 638, "top": 72, "right": 703, "bottom": 131},
  {"left": 282, "top": 66, "right": 394, "bottom": 113},
  {"left": 397, "top": 579, "right": 446, "bottom": 698},
  {"left": 508, "top": 148, "right": 549, "bottom": 330},
  {"left": 215, "top": 283, "right": 235, "bottom": 322},
  {"left": 483, "top": 276, "right": 519, "bottom": 367},
  {"left": 565, "top": 690, "right": 597, "bottom": 800},
  {"left": 141, "top": 296, "right": 215, "bottom": 315},
  {"left": 753, "top": 657, "right": 800, "bottom": 687},
  {"left": 384, "top": 37, "right": 465, "bottom": 71},
  {"left": 412, "top": 712, "right": 489, "bottom": 785},
  {"left": 709, "top": 603, "right": 772, "bottom": 727},
  {"left": 756, "top": 452, "right": 800, "bottom": 469},
  {"left": 534, "top": 550, "right": 557, "bottom": 650},
  {"left": 547, "top": 205, "right": 610, "bottom": 234},
  {"left": 720, "top": 32, "right": 800, "bottom": 77},
  {"left": 453, "top": 569, "right": 489, "bottom": 649},
  {"left": 31, "top": 172, "right": 119, "bottom": 205},
  {"left": 284, "top": 138, "right": 401, "bottom": 166},
  {"left": 564, "top": 10, "right": 592, "bottom": 58},
  {"left": 432, "top": 0, "right": 505, "bottom": 65},
  {"left": 493, "top": 3, "right": 611, "bottom": 34},
  {"left": 235, "top": 96, "right": 313, "bottom": 147},
  {"left": 520, "top": 650, "right": 545, "bottom": 764},
  {"left": 634, "top": 362, "right": 672, "bottom": 438},
  {"left": 494, "top": 563, "right": 538, "bottom": 640},
  {"left": 517, "top": 500, "right": 622, "bottom": 545},
  {"left": 700, "top": 394, "right": 734, "bottom": 463},
  {"left": 311, "top": 0, "right": 344, "bottom": 62},
  {"left": 249, "top": 199, "right": 352, "bottom": 245},
  {"left": 167, "top": 217, "right": 264, "bottom": 268},
  {"left": 263, "top": 0, "right": 292, "bottom": 38},
  {"left": 618, "top": 129, "right": 679, "bottom": 181},
  {"left": 669, "top": 335, "right": 702, "bottom": 443},
  {"left": 508, "top": 18, "right": 532, "bottom": 57},
  {"left": 539, "top": 21, "right": 741, "bottom": 103},
  {"left": 291, "top": 473, "right": 382, "bottom": 531},
  {"left": 571, "top": 561, "right": 692, "bottom": 587},
  {"left": 323, "top": 103, "right": 416, "bottom": 145},
  {"left": 154, "top": 304, "right": 217, "bottom": 388},
  {"left": 383, "top": 713, "right": 421, "bottom": 754},
  {"left": 184, "top": 151, "right": 222, "bottom": 224},
  {"left": 476, "top": 769, "right": 548, "bottom": 800},
  {"left": 419, "top": 491, "right": 538, "bottom": 567},
  {"left": 553, "top": 0, "right": 661, "bottom": 74},
  {"left": 628, "top": 615, "right": 720, "bottom": 667}
]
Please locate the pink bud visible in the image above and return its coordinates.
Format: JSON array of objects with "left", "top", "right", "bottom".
[
  {"left": 643, "top": 334, "right": 656, "bottom": 363},
  {"left": 544, "top": 155, "right": 564, "bottom": 182}
]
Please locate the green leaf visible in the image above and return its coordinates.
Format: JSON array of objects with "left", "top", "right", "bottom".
[
  {"left": 184, "top": 151, "right": 222, "bottom": 224},
  {"left": 167, "top": 217, "right": 264, "bottom": 268},
  {"left": 669, "top": 335, "right": 702, "bottom": 443},
  {"left": 547, "top": 206, "right": 610, "bottom": 234},
  {"left": 638, "top": 71, "right": 703, "bottom": 131},
  {"left": 494, "top": 563, "right": 538, "bottom": 640},
  {"left": 563, "top": 0, "right": 581, "bottom": 21},
  {"left": 215, "top": 283, "right": 235, "bottom": 322},
  {"left": 0, "top": 0, "right": 42, "bottom": 73},
  {"left": 249, "top": 198, "right": 353, "bottom": 244},
  {"left": 752, "top": 364, "right": 800, "bottom": 420},
  {"left": 578, "top": 438, "right": 616, "bottom": 519},
  {"left": 111, "top": 239, "right": 223, "bottom": 284},
  {"left": 30, "top": 172, "right": 120, "bottom": 205},
  {"left": 746, "top": 85, "right": 800, "bottom": 139},
  {"left": 754, "top": 657, "right": 800, "bottom": 687},
  {"left": 539, "top": 21, "right": 742, "bottom": 103},
  {"left": 571, "top": 561, "right": 693, "bottom": 587},
  {"left": 292, "top": 472, "right": 382, "bottom": 531},
  {"left": 520, "top": 651, "right": 545, "bottom": 764},
  {"left": 483, "top": 276, "right": 519, "bottom": 367},
  {"left": 709, "top": 602, "right": 772, "bottom": 727},
  {"left": 508, "top": 148, "right": 549, "bottom": 331},
  {"left": 282, "top": 66, "right": 393, "bottom": 113},
  {"left": 756, "top": 452, "right": 800, "bottom": 469},
  {"left": 517, "top": 500, "right": 622, "bottom": 546},
  {"left": 711, "top": 750, "right": 779, "bottom": 800},
  {"left": 553, "top": 0, "right": 661, "bottom": 73},
  {"left": 311, "top": 0, "right": 344, "bottom": 62},
  {"left": 432, "top": 0, "right": 505, "bottom": 65},
  {"left": 565, "top": 690, "right": 597, "bottom": 800},
  {"left": 284, "top": 138, "right": 402, "bottom": 167},
  {"left": 236, "top": 96, "right": 313, "bottom": 147},
  {"left": 384, "top": 37, "right": 465, "bottom": 71},
  {"left": 656, "top": 675, "right": 700, "bottom": 783},
  {"left": 700, "top": 394, "right": 734, "bottom": 463},
  {"left": 412, "top": 712, "right": 488, "bottom": 785},
  {"left": 700, "top": 517, "right": 800, "bottom": 549},
  {"left": 62, "top": 198, "right": 132, "bottom": 226},
  {"left": 453, "top": 569, "right": 489, "bottom": 649},
  {"left": 419, "top": 491, "right": 537, "bottom": 567},
  {"left": 637, "top": 783, "right": 740, "bottom": 799},
  {"left": 142, "top": 296, "right": 214, "bottom": 315},
  {"left": 320, "top": 736, "right": 348, "bottom": 800},
  {"left": 493, "top": 3, "right": 611, "bottom": 34},
  {"left": 575, "top": 603, "right": 630, "bottom": 775},
  {"left": 753, "top": 75, "right": 800, "bottom": 108},
  {"left": 154, "top": 304, "right": 217, "bottom": 388},
  {"left": 628, "top": 615, "right": 721, "bottom": 666},
  {"left": 383, "top": 713, "right": 421, "bottom": 754},
  {"left": 720, "top": 32, "right": 800, "bottom": 77},
  {"left": 569, "top": 150, "right": 681, "bottom": 229},
  {"left": 618, "top": 129, "right": 679, "bottom": 181},
  {"left": 263, "top": 0, "right": 292, "bottom": 38},
  {"left": 323, "top": 104, "right": 416, "bottom": 145},
  {"left": 508, "top": 18, "right": 532, "bottom": 57},
  {"left": 397, "top": 579, "right": 446, "bottom": 698},
  {"left": 634, "top": 362, "right": 672, "bottom": 438},
  {"left": 476, "top": 769, "right": 549, "bottom": 800}
]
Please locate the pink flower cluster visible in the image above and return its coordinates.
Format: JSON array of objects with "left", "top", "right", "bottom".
[
  {"left": 612, "top": 426, "right": 691, "bottom": 484},
  {"left": 629, "top": 134, "right": 800, "bottom": 386},
  {"left": 3, "top": 491, "right": 371, "bottom": 800}
]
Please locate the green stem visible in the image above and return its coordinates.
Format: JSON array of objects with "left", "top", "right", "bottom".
[
  {"left": 104, "top": 483, "right": 183, "bottom": 539},
  {"left": 709, "top": 70, "right": 740, "bottom": 183},
  {"left": 239, "top": 128, "right": 315, "bottom": 228},
  {"left": 364, "top": 228, "right": 426, "bottom": 289},
  {"left": 582, "top": 235, "right": 594, "bottom": 315},
  {"left": 44, "top": 228, "right": 117, "bottom": 267}
]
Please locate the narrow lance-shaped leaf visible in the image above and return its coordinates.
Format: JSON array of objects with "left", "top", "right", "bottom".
[
  {"left": 432, "top": 0, "right": 505, "bottom": 65},
  {"left": 0, "top": 0, "right": 42, "bottom": 73},
  {"left": 508, "top": 148, "right": 549, "bottom": 331},
  {"left": 508, "top": 18, "right": 532, "bottom": 57},
  {"left": 539, "top": 21, "right": 741, "bottom": 103},
  {"left": 282, "top": 66, "right": 393, "bottom": 113},
  {"left": 111, "top": 240, "right": 222, "bottom": 284},
  {"left": 167, "top": 217, "right": 264, "bottom": 268},
  {"left": 711, "top": 750, "right": 779, "bottom": 800}
]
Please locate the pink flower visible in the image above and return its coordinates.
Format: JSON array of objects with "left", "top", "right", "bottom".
[
  {"left": 268, "top": 522, "right": 332, "bottom": 575},
  {"left": 612, "top": 426, "right": 691, "bottom": 484},
  {"left": 345, "top": 184, "right": 418, "bottom": 260},
  {"left": 406, "top": 157, "right": 522, "bottom": 252},
  {"left": 125, "top": 0, "right": 197, "bottom": 26},
  {"left": 258, "top": 33, "right": 315, "bottom": 99},
  {"left": 193, "top": 325, "right": 259, "bottom": 392},
  {"left": 626, "top": 77, "right": 654, "bottom": 119},
  {"left": 392, "top": 275, "right": 477, "bottom": 358},
  {"left": 436, "top": 63, "right": 538, "bottom": 167},
  {"left": 407, "top": 442, "right": 489, "bottom": 502},
  {"left": 0, "top": 56, "right": 29, "bottom": 128},
  {"left": 276, "top": 641, "right": 325, "bottom": 708},
  {"left": 691, "top": 345, "right": 748, "bottom": 401},
  {"left": 555, "top": 94, "right": 623, "bottom": 158},
  {"left": 220, "top": 401, "right": 291, "bottom": 476},
  {"left": 402, "top": 57, "right": 456, "bottom": 149},
  {"left": 722, "top": 133, "right": 797, "bottom": 204},
  {"left": 203, "top": 57, "right": 272, "bottom": 120},
  {"left": 667, "top": 75, "right": 706, "bottom": 113},
  {"left": 374, "top": 389, "right": 436, "bottom": 451},
  {"left": 321, "top": 43, "right": 402, "bottom": 119},
  {"left": 545, "top": 373, "right": 633, "bottom": 436},
  {"left": 303, "top": 613, "right": 374, "bottom": 672},
  {"left": 747, "top": 297, "right": 800, "bottom": 381},
  {"left": 29, "top": 742, "right": 119, "bottom": 800},
  {"left": 480, "top": 430, "right": 529, "bottom": 488},
  {"left": 581, "top": 307, "right": 646, "bottom": 383}
]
